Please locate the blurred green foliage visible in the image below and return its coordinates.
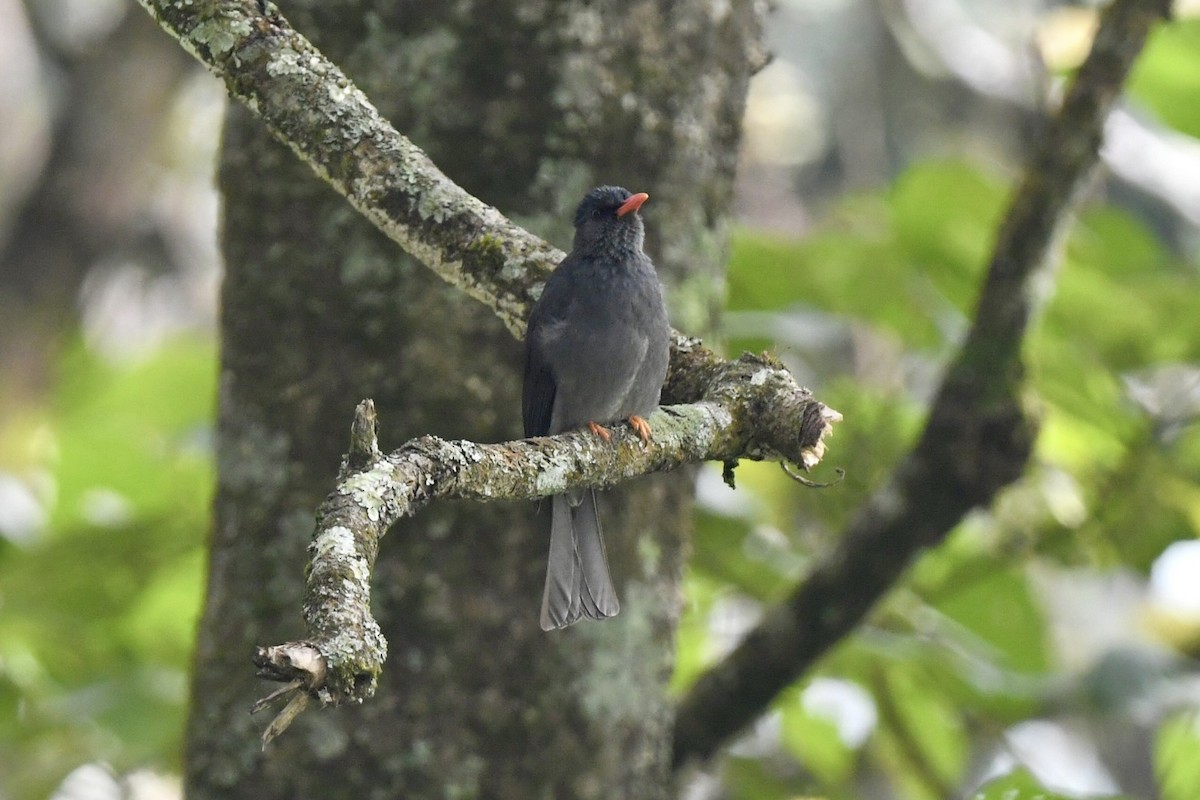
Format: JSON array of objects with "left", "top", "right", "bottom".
[
  {"left": 2, "top": 12, "right": 1199, "bottom": 800},
  {"left": 1156, "top": 712, "right": 1200, "bottom": 800},
  {"left": 0, "top": 337, "right": 214, "bottom": 799},
  {"left": 677, "top": 17, "right": 1200, "bottom": 795},
  {"left": 972, "top": 768, "right": 1132, "bottom": 799},
  {"left": 1128, "top": 19, "right": 1200, "bottom": 139},
  {"left": 683, "top": 169, "right": 1200, "bottom": 794}
]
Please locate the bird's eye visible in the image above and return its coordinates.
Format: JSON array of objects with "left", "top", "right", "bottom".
[{"left": 592, "top": 207, "right": 604, "bottom": 219}]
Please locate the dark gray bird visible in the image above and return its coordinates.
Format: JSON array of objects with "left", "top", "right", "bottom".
[{"left": 523, "top": 185, "right": 671, "bottom": 630}]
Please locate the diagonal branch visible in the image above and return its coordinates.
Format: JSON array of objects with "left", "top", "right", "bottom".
[
  {"left": 670, "top": 0, "right": 1175, "bottom": 767},
  {"left": 138, "top": 0, "right": 557, "bottom": 336}
]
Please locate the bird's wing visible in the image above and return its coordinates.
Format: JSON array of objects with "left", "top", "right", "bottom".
[{"left": 523, "top": 320, "right": 557, "bottom": 438}]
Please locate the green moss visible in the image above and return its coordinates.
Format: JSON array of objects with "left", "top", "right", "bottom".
[{"left": 464, "top": 233, "right": 508, "bottom": 275}]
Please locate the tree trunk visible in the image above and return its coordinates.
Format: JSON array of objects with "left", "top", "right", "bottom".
[{"left": 185, "top": 2, "right": 762, "bottom": 797}]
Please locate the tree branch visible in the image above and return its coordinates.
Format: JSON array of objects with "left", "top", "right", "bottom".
[
  {"left": 254, "top": 352, "right": 838, "bottom": 743},
  {"left": 670, "top": 0, "right": 1174, "bottom": 767},
  {"left": 135, "top": 0, "right": 840, "bottom": 742},
  {"left": 138, "top": 0, "right": 558, "bottom": 336}
]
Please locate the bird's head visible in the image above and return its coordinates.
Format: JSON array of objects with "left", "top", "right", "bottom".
[{"left": 571, "top": 185, "right": 649, "bottom": 254}]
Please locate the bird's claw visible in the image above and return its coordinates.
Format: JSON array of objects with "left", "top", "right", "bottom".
[
  {"left": 587, "top": 421, "right": 613, "bottom": 442},
  {"left": 628, "top": 415, "right": 652, "bottom": 444}
]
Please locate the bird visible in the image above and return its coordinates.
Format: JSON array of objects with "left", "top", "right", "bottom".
[{"left": 523, "top": 185, "right": 671, "bottom": 630}]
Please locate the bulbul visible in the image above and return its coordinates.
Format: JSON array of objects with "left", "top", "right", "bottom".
[{"left": 523, "top": 185, "right": 671, "bottom": 630}]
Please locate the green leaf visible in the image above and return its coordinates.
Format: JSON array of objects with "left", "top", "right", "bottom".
[
  {"left": 50, "top": 336, "right": 216, "bottom": 531},
  {"left": 670, "top": 574, "right": 723, "bottom": 693},
  {"left": 1127, "top": 19, "right": 1200, "bottom": 139},
  {"left": 778, "top": 685, "right": 858, "bottom": 786},
  {"left": 722, "top": 755, "right": 801, "bottom": 800},
  {"left": 1066, "top": 207, "right": 1167, "bottom": 278},
  {"left": 728, "top": 160, "right": 1016, "bottom": 359},
  {"left": 690, "top": 506, "right": 794, "bottom": 601},
  {"left": 889, "top": 160, "right": 1008, "bottom": 312},
  {"left": 970, "top": 768, "right": 1077, "bottom": 800},
  {"left": 119, "top": 549, "right": 206, "bottom": 662},
  {"left": 1156, "top": 712, "right": 1200, "bottom": 800},
  {"left": 727, "top": 219, "right": 945, "bottom": 349},
  {"left": 872, "top": 665, "right": 968, "bottom": 800},
  {"left": 925, "top": 568, "right": 1050, "bottom": 674}
]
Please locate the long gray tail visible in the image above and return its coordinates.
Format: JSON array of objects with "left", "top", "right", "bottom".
[{"left": 540, "top": 490, "right": 620, "bottom": 630}]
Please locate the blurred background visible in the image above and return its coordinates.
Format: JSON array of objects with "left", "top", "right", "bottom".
[{"left": 1, "top": 0, "right": 1199, "bottom": 798}]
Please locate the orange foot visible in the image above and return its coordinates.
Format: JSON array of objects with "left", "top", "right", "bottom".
[
  {"left": 586, "top": 421, "right": 612, "bottom": 442},
  {"left": 628, "top": 415, "right": 652, "bottom": 444}
]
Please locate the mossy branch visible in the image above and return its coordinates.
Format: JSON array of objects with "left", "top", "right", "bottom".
[
  {"left": 138, "top": 0, "right": 556, "bottom": 336},
  {"left": 254, "top": 353, "right": 838, "bottom": 744}
]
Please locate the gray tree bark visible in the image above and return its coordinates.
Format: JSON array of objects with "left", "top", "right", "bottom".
[{"left": 184, "top": 2, "right": 764, "bottom": 797}]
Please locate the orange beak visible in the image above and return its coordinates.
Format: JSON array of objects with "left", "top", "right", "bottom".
[{"left": 616, "top": 192, "right": 650, "bottom": 217}]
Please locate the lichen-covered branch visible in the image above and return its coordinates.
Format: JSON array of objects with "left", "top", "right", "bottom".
[
  {"left": 252, "top": 353, "right": 839, "bottom": 743},
  {"left": 138, "top": 0, "right": 558, "bottom": 336},
  {"left": 670, "top": 0, "right": 1174, "bottom": 767}
]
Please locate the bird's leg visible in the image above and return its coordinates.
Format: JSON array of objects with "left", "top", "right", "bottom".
[
  {"left": 627, "top": 415, "right": 652, "bottom": 444},
  {"left": 587, "top": 421, "right": 613, "bottom": 442}
]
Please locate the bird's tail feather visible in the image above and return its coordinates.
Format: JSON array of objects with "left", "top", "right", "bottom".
[{"left": 540, "top": 491, "right": 619, "bottom": 630}]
